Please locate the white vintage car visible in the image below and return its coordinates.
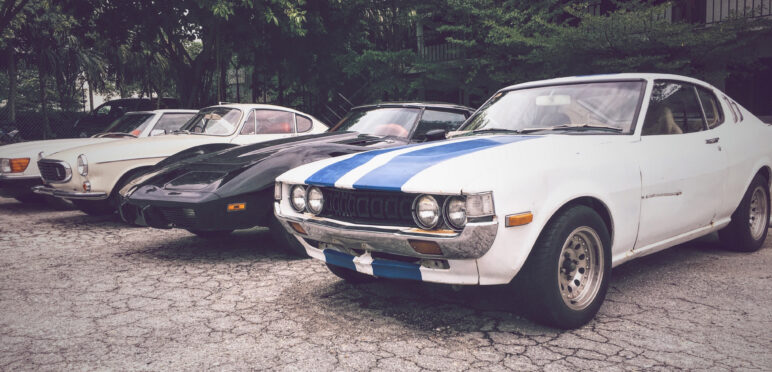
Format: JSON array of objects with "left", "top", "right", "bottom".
[
  {"left": 34, "top": 104, "right": 327, "bottom": 215},
  {"left": 0, "top": 109, "right": 196, "bottom": 203},
  {"left": 274, "top": 73, "right": 771, "bottom": 328}
]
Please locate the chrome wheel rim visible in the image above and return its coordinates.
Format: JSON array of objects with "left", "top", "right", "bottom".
[
  {"left": 749, "top": 185, "right": 768, "bottom": 241},
  {"left": 557, "top": 226, "right": 605, "bottom": 311}
]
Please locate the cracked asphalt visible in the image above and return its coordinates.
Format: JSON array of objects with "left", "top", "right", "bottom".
[{"left": 1, "top": 196, "right": 771, "bottom": 371}]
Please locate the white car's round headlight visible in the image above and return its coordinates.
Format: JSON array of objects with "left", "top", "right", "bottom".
[
  {"left": 444, "top": 196, "right": 467, "bottom": 230},
  {"left": 0, "top": 159, "right": 10, "bottom": 173},
  {"left": 413, "top": 195, "right": 440, "bottom": 229},
  {"left": 77, "top": 154, "right": 88, "bottom": 176},
  {"left": 290, "top": 185, "right": 307, "bottom": 212},
  {"left": 306, "top": 187, "right": 324, "bottom": 214}
]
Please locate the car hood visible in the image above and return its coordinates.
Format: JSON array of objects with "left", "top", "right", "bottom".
[
  {"left": 0, "top": 138, "right": 117, "bottom": 159},
  {"left": 280, "top": 134, "right": 636, "bottom": 194},
  {"left": 44, "top": 134, "right": 230, "bottom": 163}
]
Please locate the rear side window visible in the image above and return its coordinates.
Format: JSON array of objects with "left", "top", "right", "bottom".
[
  {"left": 695, "top": 87, "right": 724, "bottom": 129},
  {"left": 154, "top": 113, "right": 195, "bottom": 134},
  {"left": 296, "top": 115, "right": 313, "bottom": 132},
  {"left": 642, "top": 81, "right": 705, "bottom": 135},
  {"left": 255, "top": 110, "right": 294, "bottom": 134},
  {"left": 412, "top": 110, "right": 469, "bottom": 140}
]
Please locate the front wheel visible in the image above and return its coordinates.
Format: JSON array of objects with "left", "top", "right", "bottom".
[
  {"left": 719, "top": 174, "right": 770, "bottom": 252},
  {"left": 514, "top": 205, "right": 611, "bottom": 329}
]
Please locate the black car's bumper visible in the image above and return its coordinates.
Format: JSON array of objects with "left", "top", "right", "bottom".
[
  {"left": 0, "top": 175, "right": 43, "bottom": 198},
  {"left": 119, "top": 189, "right": 271, "bottom": 231}
]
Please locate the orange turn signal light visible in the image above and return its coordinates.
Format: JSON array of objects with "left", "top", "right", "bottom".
[
  {"left": 289, "top": 222, "right": 307, "bottom": 235},
  {"left": 506, "top": 212, "right": 533, "bottom": 227},
  {"left": 10, "top": 158, "right": 30, "bottom": 173},
  {"left": 227, "top": 202, "right": 246, "bottom": 212},
  {"left": 409, "top": 239, "right": 443, "bottom": 255}
]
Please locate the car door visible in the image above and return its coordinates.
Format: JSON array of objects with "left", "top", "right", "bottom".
[
  {"left": 635, "top": 80, "right": 728, "bottom": 250},
  {"left": 231, "top": 109, "right": 297, "bottom": 145}
]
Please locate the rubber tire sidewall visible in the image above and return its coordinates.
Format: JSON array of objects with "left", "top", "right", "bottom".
[
  {"left": 268, "top": 214, "right": 309, "bottom": 257},
  {"left": 515, "top": 205, "right": 612, "bottom": 329},
  {"left": 719, "top": 174, "right": 770, "bottom": 252}
]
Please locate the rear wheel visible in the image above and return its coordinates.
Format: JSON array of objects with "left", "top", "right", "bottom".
[
  {"left": 326, "top": 263, "right": 377, "bottom": 284},
  {"left": 268, "top": 214, "right": 308, "bottom": 257},
  {"left": 187, "top": 229, "right": 234, "bottom": 239},
  {"left": 719, "top": 174, "right": 769, "bottom": 252},
  {"left": 514, "top": 205, "right": 611, "bottom": 329}
]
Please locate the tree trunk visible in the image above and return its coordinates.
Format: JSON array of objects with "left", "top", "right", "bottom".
[
  {"left": 38, "top": 68, "right": 52, "bottom": 139},
  {"left": 7, "top": 49, "right": 16, "bottom": 123},
  {"left": 88, "top": 79, "right": 94, "bottom": 111},
  {"left": 235, "top": 65, "right": 240, "bottom": 103}
]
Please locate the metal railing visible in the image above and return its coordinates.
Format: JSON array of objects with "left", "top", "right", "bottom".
[{"left": 705, "top": 0, "right": 772, "bottom": 23}]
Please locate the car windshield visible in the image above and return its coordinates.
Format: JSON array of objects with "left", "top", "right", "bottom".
[
  {"left": 461, "top": 81, "right": 645, "bottom": 135},
  {"left": 180, "top": 107, "right": 243, "bottom": 135},
  {"left": 101, "top": 113, "right": 155, "bottom": 136},
  {"left": 331, "top": 107, "right": 421, "bottom": 138}
]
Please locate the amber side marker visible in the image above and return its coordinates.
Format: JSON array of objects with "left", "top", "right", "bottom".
[
  {"left": 289, "top": 222, "right": 307, "bottom": 235},
  {"left": 506, "top": 212, "right": 533, "bottom": 227},
  {"left": 10, "top": 158, "right": 30, "bottom": 173},
  {"left": 227, "top": 202, "right": 246, "bottom": 212},
  {"left": 409, "top": 239, "right": 443, "bottom": 255}
]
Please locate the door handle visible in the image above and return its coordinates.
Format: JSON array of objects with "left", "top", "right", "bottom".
[{"left": 706, "top": 137, "right": 719, "bottom": 144}]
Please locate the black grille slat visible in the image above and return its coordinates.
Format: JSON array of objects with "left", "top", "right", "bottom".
[
  {"left": 39, "top": 162, "right": 67, "bottom": 182},
  {"left": 319, "top": 188, "right": 416, "bottom": 226},
  {"left": 159, "top": 207, "right": 200, "bottom": 228}
]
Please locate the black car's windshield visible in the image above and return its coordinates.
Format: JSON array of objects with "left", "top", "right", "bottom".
[
  {"left": 331, "top": 107, "right": 421, "bottom": 138},
  {"left": 462, "top": 81, "right": 645, "bottom": 135},
  {"left": 101, "top": 113, "right": 155, "bottom": 136},
  {"left": 180, "top": 107, "right": 243, "bottom": 135}
]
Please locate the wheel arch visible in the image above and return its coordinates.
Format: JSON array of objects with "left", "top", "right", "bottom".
[
  {"left": 546, "top": 196, "right": 615, "bottom": 243},
  {"left": 109, "top": 165, "right": 154, "bottom": 196}
]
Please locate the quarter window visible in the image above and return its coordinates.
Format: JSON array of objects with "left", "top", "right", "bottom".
[
  {"left": 695, "top": 87, "right": 724, "bottom": 129},
  {"left": 240, "top": 111, "right": 257, "bottom": 135},
  {"left": 296, "top": 115, "right": 313, "bottom": 133},
  {"left": 255, "top": 110, "right": 294, "bottom": 134},
  {"left": 642, "top": 81, "right": 706, "bottom": 135}
]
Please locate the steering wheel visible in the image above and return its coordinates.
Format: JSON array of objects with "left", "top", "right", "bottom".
[{"left": 373, "top": 123, "right": 409, "bottom": 137}]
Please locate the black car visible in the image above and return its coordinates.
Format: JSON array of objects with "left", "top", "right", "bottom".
[
  {"left": 119, "top": 102, "right": 474, "bottom": 255},
  {"left": 73, "top": 98, "right": 181, "bottom": 137}
]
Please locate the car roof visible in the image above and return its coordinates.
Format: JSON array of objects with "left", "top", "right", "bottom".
[
  {"left": 123, "top": 109, "right": 198, "bottom": 115},
  {"left": 351, "top": 102, "right": 475, "bottom": 112},
  {"left": 501, "top": 73, "right": 720, "bottom": 92},
  {"left": 200, "top": 103, "right": 325, "bottom": 122}
]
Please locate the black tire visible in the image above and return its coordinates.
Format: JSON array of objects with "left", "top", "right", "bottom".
[
  {"left": 268, "top": 214, "right": 308, "bottom": 257},
  {"left": 326, "top": 263, "right": 377, "bottom": 284},
  {"left": 71, "top": 199, "right": 115, "bottom": 216},
  {"left": 187, "top": 229, "right": 234, "bottom": 239},
  {"left": 514, "top": 205, "right": 611, "bottom": 329},
  {"left": 719, "top": 174, "right": 770, "bottom": 252}
]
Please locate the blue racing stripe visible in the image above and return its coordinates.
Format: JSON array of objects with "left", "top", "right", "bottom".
[
  {"left": 352, "top": 136, "right": 536, "bottom": 191},
  {"left": 323, "top": 249, "right": 356, "bottom": 271},
  {"left": 305, "top": 147, "right": 406, "bottom": 187},
  {"left": 371, "top": 259, "right": 422, "bottom": 281}
]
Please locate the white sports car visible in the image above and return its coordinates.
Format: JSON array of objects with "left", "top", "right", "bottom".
[
  {"left": 0, "top": 109, "right": 196, "bottom": 203},
  {"left": 273, "top": 73, "right": 771, "bottom": 328},
  {"left": 34, "top": 104, "right": 327, "bottom": 215}
]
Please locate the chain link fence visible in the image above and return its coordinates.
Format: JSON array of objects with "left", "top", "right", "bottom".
[{"left": 0, "top": 108, "right": 87, "bottom": 145}]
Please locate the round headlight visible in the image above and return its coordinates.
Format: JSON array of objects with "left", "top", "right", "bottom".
[
  {"left": 290, "top": 185, "right": 307, "bottom": 212},
  {"left": 0, "top": 159, "right": 10, "bottom": 173},
  {"left": 77, "top": 154, "right": 88, "bottom": 176},
  {"left": 413, "top": 195, "right": 440, "bottom": 229},
  {"left": 306, "top": 187, "right": 324, "bottom": 214},
  {"left": 444, "top": 196, "right": 467, "bottom": 230}
]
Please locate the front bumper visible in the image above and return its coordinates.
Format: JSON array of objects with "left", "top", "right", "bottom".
[
  {"left": 0, "top": 175, "right": 43, "bottom": 198},
  {"left": 32, "top": 185, "right": 108, "bottom": 200}
]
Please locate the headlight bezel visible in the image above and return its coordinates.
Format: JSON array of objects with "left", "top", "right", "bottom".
[
  {"left": 306, "top": 186, "right": 324, "bottom": 215},
  {"left": 77, "top": 154, "right": 88, "bottom": 176},
  {"left": 412, "top": 194, "right": 441, "bottom": 230},
  {"left": 443, "top": 196, "right": 468, "bottom": 230},
  {"left": 290, "top": 184, "right": 307, "bottom": 212}
]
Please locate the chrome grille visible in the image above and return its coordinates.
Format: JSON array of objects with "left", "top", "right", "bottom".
[{"left": 38, "top": 160, "right": 70, "bottom": 183}]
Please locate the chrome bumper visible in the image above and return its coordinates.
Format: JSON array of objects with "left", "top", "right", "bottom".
[
  {"left": 275, "top": 205, "right": 498, "bottom": 260},
  {"left": 32, "top": 185, "right": 108, "bottom": 200}
]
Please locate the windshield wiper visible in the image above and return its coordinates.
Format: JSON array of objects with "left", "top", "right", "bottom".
[
  {"left": 95, "top": 132, "right": 137, "bottom": 138},
  {"left": 469, "top": 128, "right": 525, "bottom": 135},
  {"left": 519, "top": 123, "right": 623, "bottom": 134}
]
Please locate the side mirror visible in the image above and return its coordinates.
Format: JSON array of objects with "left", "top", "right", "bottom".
[
  {"left": 150, "top": 129, "right": 166, "bottom": 136},
  {"left": 423, "top": 128, "right": 447, "bottom": 141}
]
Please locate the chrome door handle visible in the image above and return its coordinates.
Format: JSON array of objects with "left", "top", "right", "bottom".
[{"left": 706, "top": 137, "right": 719, "bottom": 144}]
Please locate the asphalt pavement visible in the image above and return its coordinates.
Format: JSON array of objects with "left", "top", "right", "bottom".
[{"left": 1, "top": 197, "right": 770, "bottom": 370}]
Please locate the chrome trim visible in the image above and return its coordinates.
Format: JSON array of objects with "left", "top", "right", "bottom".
[
  {"left": 275, "top": 203, "right": 498, "bottom": 260},
  {"left": 0, "top": 174, "right": 41, "bottom": 180},
  {"left": 95, "top": 156, "right": 164, "bottom": 165},
  {"left": 38, "top": 159, "right": 72, "bottom": 184},
  {"left": 32, "top": 185, "right": 108, "bottom": 200}
]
